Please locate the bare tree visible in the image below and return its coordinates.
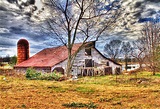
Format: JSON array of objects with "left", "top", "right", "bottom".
[
  {"left": 121, "top": 42, "right": 132, "bottom": 71},
  {"left": 42, "top": 0, "right": 122, "bottom": 76},
  {"left": 104, "top": 39, "right": 122, "bottom": 61},
  {"left": 142, "top": 22, "right": 160, "bottom": 75},
  {"left": 131, "top": 37, "right": 146, "bottom": 69}
]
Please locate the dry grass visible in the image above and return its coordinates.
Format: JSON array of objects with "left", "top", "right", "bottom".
[{"left": 0, "top": 71, "right": 160, "bottom": 109}]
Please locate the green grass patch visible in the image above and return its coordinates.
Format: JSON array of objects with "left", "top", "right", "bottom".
[
  {"left": 62, "top": 102, "right": 97, "bottom": 108},
  {"left": 76, "top": 86, "right": 95, "bottom": 94},
  {"left": 21, "top": 104, "right": 27, "bottom": 108},
  {"left": 155, "top": 73, "right": 160, "bottom": 77},
  {"left": 47, "top": 85, "right": 67, "bottom": 92}
]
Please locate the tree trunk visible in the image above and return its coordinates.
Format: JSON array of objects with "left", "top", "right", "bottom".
[
  {"left": 139, "top": 60, "right": 143, "bottom": 69},
  {"left": 66, "top": 48, "right": 72, "bottom": 77},
  {"left": 152, "top": 70, "right": 155, "bottom": 75},
  {"left": 152, "top": 66, "right": 156, "bottom": 75},
  {"left": 152, "top": 51, "right": 156, "bottom": 75},
  {"left": 125, "top": 55, "right": 128, "bottom": 71}
]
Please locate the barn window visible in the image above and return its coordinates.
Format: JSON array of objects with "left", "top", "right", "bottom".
[
  {"left": 85, "top": 47, "right": 91, "bottom": 56},
  {"left": 106, "top": 62, "right": 109, "bottom": 66},
  {"left": 85, "top": 59, "right": 94, "bottom": 67},
  {"left": 104, "top": 67, "right": 112, "bottom": 75}
]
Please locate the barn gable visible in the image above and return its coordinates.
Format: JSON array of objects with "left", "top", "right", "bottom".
[{"left": 50, "top": 43, "right": 121, "bottom": 75}]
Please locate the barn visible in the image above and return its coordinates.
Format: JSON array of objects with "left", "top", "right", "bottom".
[{"left": 14, "top": 39, "right": 121, "bottom": 75}]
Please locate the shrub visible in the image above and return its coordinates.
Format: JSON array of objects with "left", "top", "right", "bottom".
[
  {"left": 39, "top": 71, "right": 62, "bottom": 81},
  {"left": 26, "top": 68, "right": 41, "bottom": 80},
  {"left": 50, "top": 71, "right": 61, "bottom": 81},
  {"left": 25, "top": 68, "right": 62, "bottom": 81}
]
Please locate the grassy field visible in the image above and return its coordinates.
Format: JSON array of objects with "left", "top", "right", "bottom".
[{"left": 0, "top": 71, "right": 160, "bottom": 109}]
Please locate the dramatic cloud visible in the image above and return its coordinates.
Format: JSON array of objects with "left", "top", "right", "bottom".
[
  {"left": 0, "top": 0, "right": 47, "bottom": 56},
  {"left": 107, "top": 0, "right": 160, "bottom": 38},
  {"left": 0, "top": 0, "right": 159, "bottom": 57}
]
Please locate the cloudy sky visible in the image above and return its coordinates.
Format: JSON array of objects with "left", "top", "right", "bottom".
[{"left": 0, "top": 0, "right": 160, "bottom": 57}]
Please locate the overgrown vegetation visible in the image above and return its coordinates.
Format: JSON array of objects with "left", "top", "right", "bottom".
[{"left": 26, "top": 68, "right": 62, "bottom": 81}]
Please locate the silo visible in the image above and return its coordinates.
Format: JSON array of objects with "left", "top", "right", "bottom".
[{"left": 17, "top": 39, "right": 29, "bottom": 64}]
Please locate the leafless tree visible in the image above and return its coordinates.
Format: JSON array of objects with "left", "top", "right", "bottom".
[
  {"left": 42, "top": 0, "right": 122, "bottom": 76},
  {"left": 104, "top": 39, "right": 122, "bottom": 61},
  {"left": 121, "top": 42, "right": 132, "bottom": 71},
  {"left": 131, "top": 37, "right": 146, "bottom": 69},
  {"left": 142, "top": 22, "right": 160, "bottom": 75}
]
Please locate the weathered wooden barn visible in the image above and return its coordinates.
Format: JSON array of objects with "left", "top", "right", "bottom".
[{"left": 14, "top": 40, "right": 121, "bottom": 75}]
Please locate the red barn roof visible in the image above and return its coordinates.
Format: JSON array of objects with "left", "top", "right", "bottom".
[{"left": 14, "top": 43, "right": 82, "bottom": 68}]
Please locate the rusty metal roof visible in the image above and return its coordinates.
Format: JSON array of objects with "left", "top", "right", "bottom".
[{"left": 14, "top": 43, "right": 82, "bottom": 68}]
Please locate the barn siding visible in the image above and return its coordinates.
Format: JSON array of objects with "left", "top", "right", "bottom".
[
  {"left": 51, "top": 60, "right": 67, "bottom": 72},
  {"left": 51, "top": 47, "right": 121, "bottom": 75}
]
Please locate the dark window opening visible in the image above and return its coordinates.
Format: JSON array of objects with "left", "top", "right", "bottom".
[
  {"left": 115, "top": 67, "right": 121, "bottom": 75},
  {"left": 106, "top": 62, "right": 109, "bottom": 66},
  {"left": 104, "top": 67, "right": 112, "bottom": 75},
  {"left": 85, "top": 48, "right": 91, "bottom": 56},
  {"left": 85, "top": 59, "right": 94, "bottom": 67}
]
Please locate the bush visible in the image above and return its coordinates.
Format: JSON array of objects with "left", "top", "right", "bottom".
[
  {"left": 26, "top": 68, "right": 62, "bottom": 81},
  {"left": 26, "top": 68, "right": 41, "bottom": 80},
  {"left": 39, "top": 71, "right": 62, "bottom": 81}
]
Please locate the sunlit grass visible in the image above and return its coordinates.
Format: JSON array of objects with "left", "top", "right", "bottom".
[{"left": 0, "top": 71, "right": 160, "bottom": 108}]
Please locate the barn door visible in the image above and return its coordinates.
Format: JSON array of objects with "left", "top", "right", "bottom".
[{"left": 84, "top": 59, "right": 94, "bottom": 76}]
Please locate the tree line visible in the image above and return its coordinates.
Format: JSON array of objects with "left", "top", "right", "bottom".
[
  {"left": 0, "top": 55, "right": 17, "bottom": 66},
  {"left": 104, "top": 21, "right": 160, "bottom": 75}
]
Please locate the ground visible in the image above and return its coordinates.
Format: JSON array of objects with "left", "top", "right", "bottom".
[{"left": 0, "top": 71, "right": 160, "bottom": 109}]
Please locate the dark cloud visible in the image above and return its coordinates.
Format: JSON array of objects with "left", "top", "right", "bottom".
[
  {"left": 7, "top": 0, "right": 35, "bottom": 6},
  {"left": 0, "top": 38, "right": 15, "bottom": 47},
  {"left": 146, "top": 0, "right": 160, "bottom": 3},
  {"left": 132, "top": 12, "right": 141, "bottom": 18},
  {"left": 28, "top": 0, "right": 35, "bottom": 4},
  {"left": 148, "top": 10, "right": 157, "bottom": 16},
  {"left": 138, "top": 18, "right": 152, "bottom": 22},
  {"left": 21, "top": 0, "right": 35, "bottom": 6},
  {"left": 10, "top": 27, "right": 24, "bottom": 34},
  {"left": 134, "top": 2, "right": 143, "bottom": 8},
  {"left": 0, "top": 6, "right": 7, "bottom": 11},
  {"left": 7, "top": 0, "right": 18, "bottom": 4}
]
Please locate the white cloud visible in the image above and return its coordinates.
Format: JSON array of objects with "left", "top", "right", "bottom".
[{"left": 0, "top": 28, "right": 10, "bottom": 33}]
